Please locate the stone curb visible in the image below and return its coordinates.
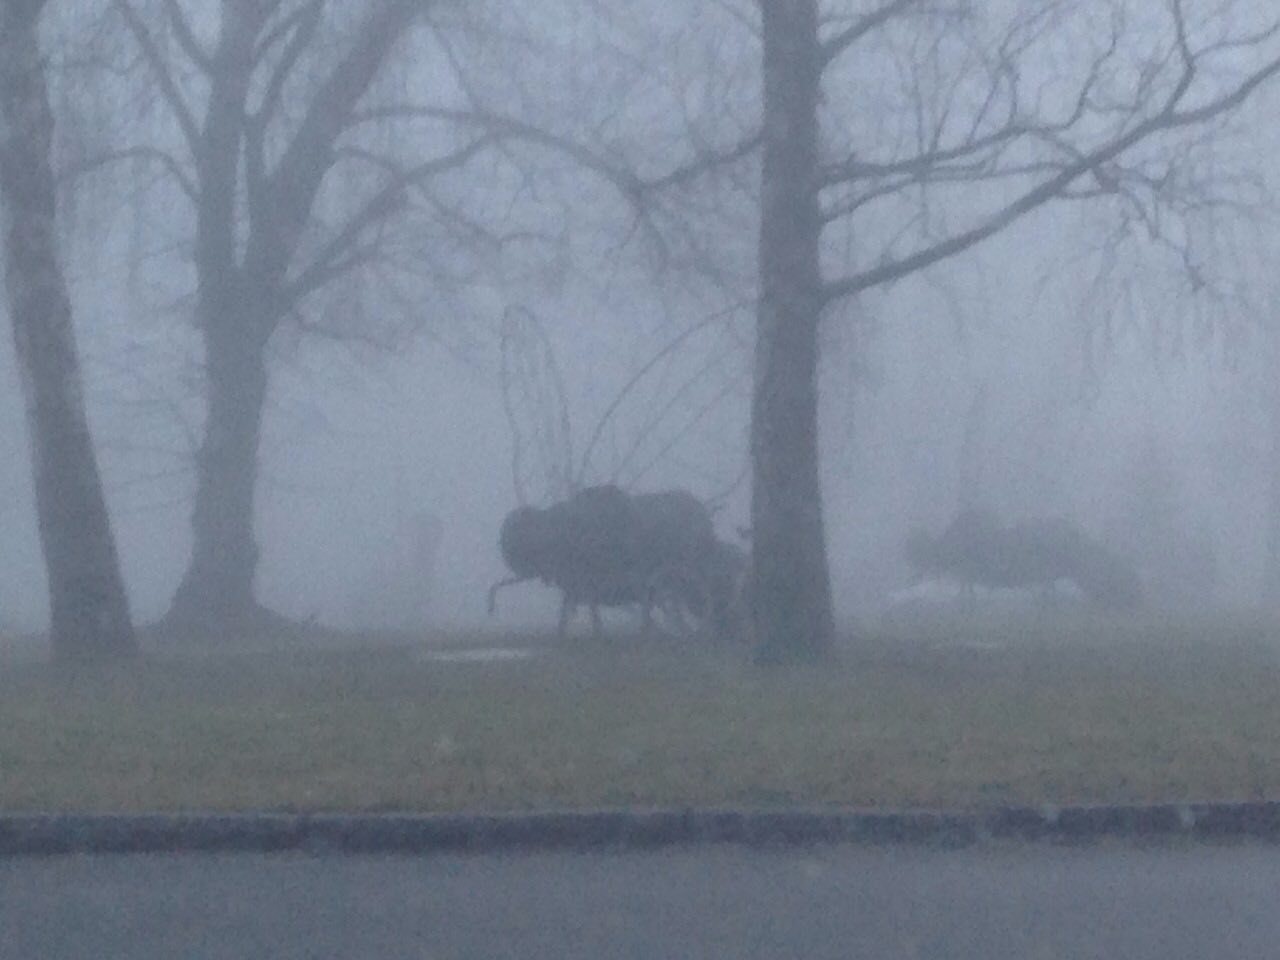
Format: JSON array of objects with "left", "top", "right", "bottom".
[{"left": 2, "top": 802, "right": 1280, "bottom": 858}]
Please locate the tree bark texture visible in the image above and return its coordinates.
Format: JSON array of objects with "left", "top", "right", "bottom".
[
  {"left": 751, "top": 0, "right": 835, "bottom": 663},
  {"left": 165, "top": 316, "right": 269, "bottom": 627},
  {"left": 161, "top": 4, "right": 266, "bottom": 629},
  {"left": 0, "top": 0, "right": 137, "bottom": 661}
]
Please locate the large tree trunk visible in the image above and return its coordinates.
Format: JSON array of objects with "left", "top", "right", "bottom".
[
  {"left": 0, "top": 1, "right": 136, "bottom": 662},
  {"left": 750, "top": 0, "right": 834, "bottom": 664},
  {"left": 160, "top": 6, "right": 269, "bottom": 634},
  {"left": 165, "top": 318, "right": 270, "bottom": 630}
]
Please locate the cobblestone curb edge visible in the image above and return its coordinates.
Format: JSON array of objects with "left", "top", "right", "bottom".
[{"left": 3, "top": 801, "right": 1280, "bottom": 857}]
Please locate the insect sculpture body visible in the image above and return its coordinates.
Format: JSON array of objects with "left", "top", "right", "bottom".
[{"left": 489, "top": 485, "right": 745, "bottom": 640}]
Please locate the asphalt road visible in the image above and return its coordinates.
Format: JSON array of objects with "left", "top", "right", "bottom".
[{"left": 2, "top": 842, "right": 1275, "bottom": 959}]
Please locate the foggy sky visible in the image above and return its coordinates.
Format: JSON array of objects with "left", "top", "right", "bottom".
[{"left": 3, "top": 0, "right": 1279, "bottom": 635}]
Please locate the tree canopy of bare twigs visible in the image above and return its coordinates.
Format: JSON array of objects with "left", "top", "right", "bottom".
[{"left": 73, "top": 0, "right": 631, "bottom": 629}]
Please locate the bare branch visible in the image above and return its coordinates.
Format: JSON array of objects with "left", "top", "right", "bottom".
[
  {"left": 59, "top": 145, "right": 198, "bottom": 203},
  {"left": 349, "top": 104, "right": 760, "bottom": 199},
  {"left": 161, "top": 0, "right": 212, "bottom": 72},
  {"left": 245, "top": 0, "right": 324, "bottom": 217},
  {"left": 821, "top": 5, "right": 1125, "bottom": 191},
  {"left": 253, "top": 0, "right": 323, "bottom": 63},
  {"left": 111, "top": 0, "right": 201, "bottom": 153},
  {"left": 823, "top": 40, "right": 1280, "bottom": 303},
  {"left": 822, "top": 121, "right": 1024, "bottom": 188},
  {"left": 252, "top": 0, "right": 323, "bottom": 133},
  {"left": 282, "top": 136, "right": 493, "bottom": 306},
  {"left": 193, "top": 2, "right": 266, "bottom": 293},
  {"left": 821, "top": 0, "right": 926, "bottom": 67},
  {"left": 648, "top": 131, "right": 763, "bottom": 190},
  {"left": 250, "top": 0, "right": 424, "bottom": 286},
  {"left": 290, "top": 309, "right": 403, "bottom": 350}
]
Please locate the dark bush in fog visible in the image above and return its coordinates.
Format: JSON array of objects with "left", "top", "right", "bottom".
[{"left": 907, "top": 508, "right": 1142, "bottom": 611}]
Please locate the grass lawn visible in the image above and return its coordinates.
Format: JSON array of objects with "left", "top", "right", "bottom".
[{"left": 2, "top": 614, "right": 1280, "bottom": 813}]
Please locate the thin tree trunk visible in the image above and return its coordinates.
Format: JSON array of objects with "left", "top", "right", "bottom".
[
  {"left": 165, "top": 318, "right": 269, "bottom": 629},
  {"left": 750, "top": 0, "right": 834, "bottom": 664},
  {"left": 0, "top": 0, "right": 136, "bottom": 662}
]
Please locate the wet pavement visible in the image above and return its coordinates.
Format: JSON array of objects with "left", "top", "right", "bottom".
[{"left": 2, "top": 842, "right": 1273, "bottom": 958}]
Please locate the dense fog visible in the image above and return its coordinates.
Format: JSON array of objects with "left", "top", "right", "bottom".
[
  {"left": 4, "top": 0, "right": 1280, "bottom": 646},
  {"left": 2, "top": 212, "right": 1270, "bottom": 632}
]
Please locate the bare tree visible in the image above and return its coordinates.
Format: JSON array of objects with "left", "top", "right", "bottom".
[
  {"left": 94, "top": 0, "right": 502, "bottom": 632},
  {"left": 0, "top": 0, "right": 136, "bottom": 661},
  {"left": 73, "top": 0, "right": 1280, "bottom": 654},
  {"left": 286, "top": 0, "right": 1280, "bottom": 658},
  {"left": 744, "top": 0, "right": 1280, "bottom": 661}
]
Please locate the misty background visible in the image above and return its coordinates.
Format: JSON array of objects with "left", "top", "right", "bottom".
[{"left": 3, "top": 0, "right": 1279, "bottom": 639}]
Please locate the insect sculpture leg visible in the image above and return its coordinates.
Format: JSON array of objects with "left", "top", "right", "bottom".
[{"left": 487, "top": 576, "right": 528, "bottom": 615}]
